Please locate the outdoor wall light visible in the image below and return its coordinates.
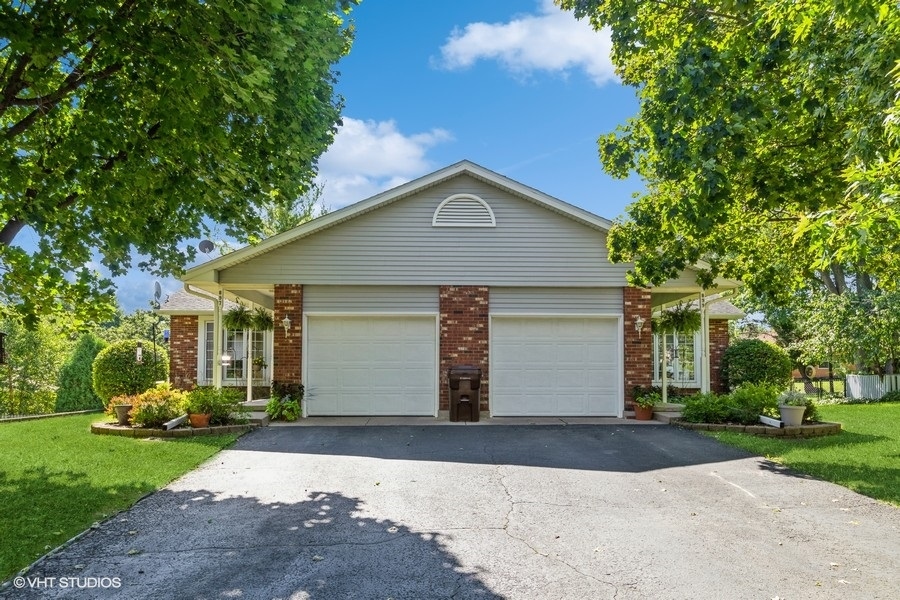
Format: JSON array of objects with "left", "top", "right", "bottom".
[
  {"left": 634, "top": 315, "right": 646, "bottom": 336},
  {"left": 282, "top": 315, "right": 292, "bottom": 334}
]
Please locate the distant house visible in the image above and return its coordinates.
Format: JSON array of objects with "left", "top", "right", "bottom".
[{"left": 158, "top": 160, "right": 741, "bottom": 418}]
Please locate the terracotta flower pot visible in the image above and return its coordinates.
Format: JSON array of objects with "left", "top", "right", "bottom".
[
  {"left": 189, "top": 413, "right": 211, "bottom": 428},
  {"left": 633, "top": 404, "right": 654, "bottom": 421}
]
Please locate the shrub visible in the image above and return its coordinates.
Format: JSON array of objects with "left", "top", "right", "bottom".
[
  {"left": 129, "top": 384, "right": 186, "bottom": 428},
  {"left": 681, "top": 393, "right": 730, "bottom": 424},
  {"left": 880, "top": 390, "right": 900, "bottom": 404},
  {"left": 187, "top": 386, "right": 247, "bottom": 425},
  {"left": 721, "top": 339, "right": 793, "bottom": 390},
  {"left": 726, "top": 383, "right": 780, "bottom": 424},
  {"left": 266, "top": 397, "right": 301, "bottom": 421},
  {"left": 267, "top": 382, "right": 304, "bottom": 422},
  {"left": 92, "top": 339, "right": 168, "bottom": 404},
  {"left": 56, "top": 333, "right": 107, "bottom": 412}
]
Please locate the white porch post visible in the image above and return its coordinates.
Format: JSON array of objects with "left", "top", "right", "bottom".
[
  {"left": 700, "top": 291, "right": 711, "bottom": 394},
  {"left": 213, "top": 289, "right": 223, "bottom": 389}
]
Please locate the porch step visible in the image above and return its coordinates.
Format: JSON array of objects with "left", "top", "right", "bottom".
[{"left": 247, "top": 411, "right": 270, "bottom": 427}]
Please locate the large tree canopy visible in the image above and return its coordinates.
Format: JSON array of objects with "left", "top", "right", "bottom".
[
  {"left": 1, "top": 0, "right": 356, "bottom": 326},
  {"left": 560, "top": 0, "right": 900, "bottom": 298}
]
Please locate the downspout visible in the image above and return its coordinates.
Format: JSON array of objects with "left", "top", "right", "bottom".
[
  {"left": 183, "top": 284, "right": 224, "bottom": 389},
  {"left": 701, "top": 291, "right": 710, "bottom": 394}
]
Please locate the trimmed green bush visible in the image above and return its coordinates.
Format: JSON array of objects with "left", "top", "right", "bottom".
[
  {"left": 56, "top": 333, "right": 107, "bottom": 412},
  {"left": 129, "top": 384, "right": 186, "bottom": 428},
  {"left": 726, "top": 383, "right": 780, "bottom": 424},
  {"left": 681, "top": 393, "right": 730, "bottom": 424},
  {"left": 92, "top": 339, "right": 168, "bottom": 404},
  {"left": 721, "top": 339, "right": 793, "bottom": 390}
]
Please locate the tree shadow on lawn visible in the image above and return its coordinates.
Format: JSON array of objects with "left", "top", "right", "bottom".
[
  {"left": 6, "top": 488, "right": 501, "bottom": 599},
  {"left": 0, "top": 467, "right": 151, "bottom": 583},
  {"left": 751, "top": 431, "right": 900, "bottom": 505}
]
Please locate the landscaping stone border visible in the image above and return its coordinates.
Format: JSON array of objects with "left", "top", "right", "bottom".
[
  {"left": 91, "top": 422, "right": 257, "bottom": 438},
  {"left": 672, "top": 419, "right": 841, "bottom": 438}
]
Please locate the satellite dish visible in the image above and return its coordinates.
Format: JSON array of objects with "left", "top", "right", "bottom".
[
  {"left": 154, "top": 281, "right": 162, "bottom": 302},
  {"left": 198, "top": 239, "right": 215, "bottom": 254}
]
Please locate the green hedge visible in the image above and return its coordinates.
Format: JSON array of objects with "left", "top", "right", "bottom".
[
  {"left": 56, "top": 333, "right": 107, "bottom": 412},
  {"left": 92, "top": 339, "right": 168, "bottom": 404},
  {"left": 721, "top": 339, "right": 793, "bottom": 390}
]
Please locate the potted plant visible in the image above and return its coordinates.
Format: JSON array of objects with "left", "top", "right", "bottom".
[
  {"left": 777, "top": 390, "right": 807, "bottom": 427},
  {"left": 107, "top": 395, "right": 137, "bottom": 426},
  {"left": 185, "top": 388, "right": 215, "bottom": 428},
  {"left": 252, "top": 355, "right": 268, "bottom": 377},
  {"left": 633, "top": 391, "right": 661, "bottom": 421}
]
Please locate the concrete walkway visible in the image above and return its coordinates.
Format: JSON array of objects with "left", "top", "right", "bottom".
[{"left": 5, "top": 424, "right": 898, "bottom": 599}]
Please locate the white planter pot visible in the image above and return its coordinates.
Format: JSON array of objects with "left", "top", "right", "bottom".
[{"left": 779, "top": 404, "right": 805, "bottom": 427}]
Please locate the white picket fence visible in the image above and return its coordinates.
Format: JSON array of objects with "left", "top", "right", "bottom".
[{"left": 846, "top": 374, "right": 900, "bottom": 400}]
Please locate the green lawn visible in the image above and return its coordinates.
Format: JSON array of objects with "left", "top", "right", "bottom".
[
  {"left": 0, "top": 414, "right": 239, "bottom": 581},
  {"left": 708, "top": 403, "right": 900, "bottom": 506}
]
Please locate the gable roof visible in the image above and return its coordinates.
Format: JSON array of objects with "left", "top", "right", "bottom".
[{"left": 182, "top": 160, "right": 614, "bottom": 283}]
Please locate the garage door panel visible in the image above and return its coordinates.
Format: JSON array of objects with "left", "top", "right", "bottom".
[
  {"left": 492, "top": 317, "right": 620, "bottom": 417},
  {"left": 306, "top": 316, "right": 437, "bottom": 416}
]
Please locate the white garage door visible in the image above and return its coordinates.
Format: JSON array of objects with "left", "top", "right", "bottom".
[
  {"left": 491, "top": 316, "right": 621, "bottom": 416},
  {"left": 305, "top": 315, "right": 437, "bottom": 416}
]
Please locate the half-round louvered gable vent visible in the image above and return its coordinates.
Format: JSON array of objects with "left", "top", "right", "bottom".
[{"left": 432, "top": 194, "right": 496, "bottom": 227}]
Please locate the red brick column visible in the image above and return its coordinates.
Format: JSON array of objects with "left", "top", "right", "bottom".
[
  {"left": 623, "top": 287, "right": 653, "bottom": 407},
  {"left": 274, "top": 284, "right": 303, "bottom": 384},
  {"left": 709, "top": 319, "right": 730, "bottom": 393},
  {"left": 439, "top": 286, "right": 489, "bottom": 411},
  {"left": 169, "top": 315, "right": 198, "bottom": 390}
]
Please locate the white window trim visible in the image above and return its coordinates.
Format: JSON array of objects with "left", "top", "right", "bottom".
[{"left": 652, "top": 330, "right": 702, "bottom": 387}]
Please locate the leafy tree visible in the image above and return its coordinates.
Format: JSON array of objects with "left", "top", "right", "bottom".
[
  {"left": 215, "top": 182, "right": 328, "bottom": 254},
  {"left": 0, "top": 315, "right": 70, "bottom": 416},
  {"left": 560, "top": 0, "right": 900, "bottom": 299},
  {"left": 1, "top": 0, "right": 357, "bottom": 327},
  {"left": 55, "top": 333, "right": 107, "bottom": 412},
  {"left": 97, "top": 308, "right": 168, "bottom": 346},
  {"left": 91, "top": 339, "right": 168, "bottom": 404}
]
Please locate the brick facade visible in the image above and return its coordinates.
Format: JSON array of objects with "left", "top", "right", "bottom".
[
  {"left": 273, "top": 284, "right": 303, "bottom": 384},
  {"left": 169, "top": 315, "right": 198, "bottom": 391},
  {"left": 709, "top": 318, "right": 730, "bottom": 393},
  {"left": 439, "top": 286, "right": 490, "bottom": 412},
  {"left": 623, "top": 287, "right": 653, "bottom": 407}
]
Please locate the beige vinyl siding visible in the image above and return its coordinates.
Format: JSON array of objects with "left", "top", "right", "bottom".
[
  {"left": 219, "top": 175, "right": 631, "bottom": 287},
  {"left": 303, "top": 286, "right": 439, "bottom": 313},
  {"left": 490, "top": 287, "right": 623, "bottom": 314}
]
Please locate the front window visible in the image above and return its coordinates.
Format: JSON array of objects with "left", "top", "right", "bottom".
[
  {"left": 202, "top": 323, "right": 269, "bottom": 385},
  {"left": 653, "top": 332, "right": 699, "bottom": 386}
]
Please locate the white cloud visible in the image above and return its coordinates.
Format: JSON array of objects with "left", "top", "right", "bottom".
[
  {"left": 436, "top": 0, "right": 615, "bottom": 86},
  {"left": 316, "top": 117, "right": 453, "bottom": 208}
]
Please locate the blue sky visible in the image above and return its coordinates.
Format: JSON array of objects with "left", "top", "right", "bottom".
[{"left": 119, "top": 0, "right": 642, "bottom": 311}]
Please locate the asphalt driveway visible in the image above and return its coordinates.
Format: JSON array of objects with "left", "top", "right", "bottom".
[{"left": 4, "top": 424, "right": 899, "bottom": 599}]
